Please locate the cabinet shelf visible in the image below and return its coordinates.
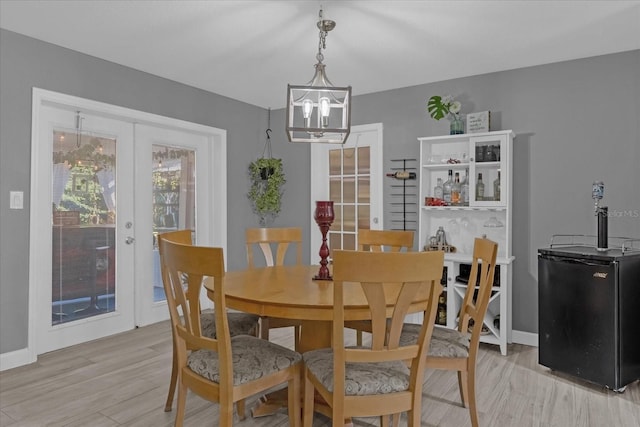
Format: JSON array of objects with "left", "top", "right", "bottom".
[
  {"left": 422, "top": 162, "right": 471, "bottom": 170},
  {"left": 421, "top": 206, "right": 506, "bottom": 212},
  {"left": 418, "top": 130, "right": 514, "bottom": 356},
  {"left": 474, "top": 161, "right": 501, "bottom": 168}
]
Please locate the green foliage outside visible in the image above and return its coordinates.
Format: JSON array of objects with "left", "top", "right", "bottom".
[{"left": 59, "top": 165, "right": 110, "bottom": 224}]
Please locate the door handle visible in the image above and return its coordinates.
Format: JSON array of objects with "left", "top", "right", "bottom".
[{"left": 125, "top": 236, "right": 135, "bottom": 245}]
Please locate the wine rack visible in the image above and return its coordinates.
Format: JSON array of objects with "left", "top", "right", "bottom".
[{"left": 387, "top": 158, "right": 417, "bottom": 232}]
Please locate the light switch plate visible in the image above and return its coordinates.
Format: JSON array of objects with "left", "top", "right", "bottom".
[{"left": 10, "top": 191, "right": 24, "bottom": 209}]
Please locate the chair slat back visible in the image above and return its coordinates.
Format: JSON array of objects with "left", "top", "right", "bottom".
[
  {"left": 158, "top": 229, "right": 193, "bottom": 245},
  {"left": 159, "top": 239, "right": 233, "bottom": 384},
  {"left": 458, "top": 238, "right": 499, "bottom": 344},
  {"left": 245, "top": 227, "right": 303, "bottom": 268},
  {"left": 331, "top": 250, "right": 443, "bottom": 400},
  {"left": 358, "top": 229, "right": 414, "bottom": 252},
  {"left": 158, "top": 230, "right": 196, "bottom": 330}
]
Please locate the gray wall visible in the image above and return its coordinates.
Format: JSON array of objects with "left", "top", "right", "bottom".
[
  {"left": 1, "top": 28, "right": 638, "bottom": 356},
  {"left": 274, "top": 50, "right": 640, "bottom": 334}
]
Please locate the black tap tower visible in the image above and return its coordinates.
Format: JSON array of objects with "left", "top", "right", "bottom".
[{"left": 593, "top": 181, "right": 608, "bottom": 251}]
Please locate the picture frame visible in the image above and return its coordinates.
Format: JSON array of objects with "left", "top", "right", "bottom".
[{"left": 466, "top": 111, "right": 491, "bottom": 133}]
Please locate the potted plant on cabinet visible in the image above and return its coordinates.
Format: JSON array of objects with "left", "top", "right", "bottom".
[{"left": 427, "top": 94, "right": 464, "bottom": 135}]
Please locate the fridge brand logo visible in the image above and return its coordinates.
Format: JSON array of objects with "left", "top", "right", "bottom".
[
  {"left": 593, "top": 272, "right": 608, "bottom": 279},
  {"left": 607, "top": 209, "right": 639, "bottom": 218}
]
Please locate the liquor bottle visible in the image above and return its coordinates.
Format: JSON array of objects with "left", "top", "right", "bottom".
[
  {"left": 451, "top": 172, "right": 461, "bottom": 205},
  {"left": 386, "top": 171, "right": 416, "bottom": 180},
  {"left": 437, "top": 291, "right": 447, "bottom": 325},
  {"left": 443, "top": 170, "right": 453, "bottom": 204},
  {"left": 494, "top": 171, "right": 501, "bottom": 201},
  {"left": 461, "top": 168, "right": 469, "bottom": 205},
  {"left": 434, "top": 177, "right": 444, "bottom": 199},
  {"left": 476, "top": 173, "right": 485, "bottom": 201}
]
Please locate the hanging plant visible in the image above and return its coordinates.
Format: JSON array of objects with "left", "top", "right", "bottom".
[
  {"left": 248, "top": 157, "right": 285, "bottom": 222},
  {"left": 247, "top": 112, "right": 286, "bottom": 225}
]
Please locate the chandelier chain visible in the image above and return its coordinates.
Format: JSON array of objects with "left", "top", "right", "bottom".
[{"left": 316, "top": 7, "right": 329, "bottom": 63}]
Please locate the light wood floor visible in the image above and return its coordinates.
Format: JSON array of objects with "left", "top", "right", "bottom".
[{"left": 1, "top": 321, "right": 638, "bottom": 426}]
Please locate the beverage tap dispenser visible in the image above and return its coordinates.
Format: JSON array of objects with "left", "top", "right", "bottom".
[{"left": 592, "top": 181, "right": 608, "bottom": 251}]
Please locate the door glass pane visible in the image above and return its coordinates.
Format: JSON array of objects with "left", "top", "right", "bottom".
[
  {"left": 329, "top": 177, "right": 341, "bottom": 201},
  {"left": 343, "top": 177, "right": 355, "bottom": 203},
  {"left": 358, "top": 205, "right": 370, "bottom": 230},
  {"left": 357, "top": 147, "right": 370, "bottom": 174},
  {"left": 331, "top": 203, "right": 342, "bottom": 232},
  {"left": 329, "top": 149, "right": 341, "bottom": 175},
  {"left": 358, "top": 177, "right": 370, "bottom": 203},
  {"left": 343, "top": 205, "right": 356, "bottom": 232},
  {"left": 51, "top": 130, "right": 116, "bottom": 325},
  {"left": 152, "top": 145, "right": 196, "bottom": 302},
  {"left": 343, "top": 148, "right": 355, "bottom": 175}
]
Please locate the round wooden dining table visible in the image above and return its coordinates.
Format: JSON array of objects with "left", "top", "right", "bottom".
[
  {"left": 204, "top": 264, "right": 433, "bottom": 353},
  {"left": 204, "top": 264, "right": 434, "bottom": 423}
]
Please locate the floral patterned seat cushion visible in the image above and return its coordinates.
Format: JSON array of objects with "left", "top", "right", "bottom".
[
  {"left": 303, "top": 348, "right": 410, "bottom": 395},
  {"left": 199, "top": 310, "right": 259, "bottom": 339},
  {"left": 400, "top": 323, "right": 470, "bottom": 358},
  {"left": 187, "top": 335, "right": 301, "bottom": 385}
]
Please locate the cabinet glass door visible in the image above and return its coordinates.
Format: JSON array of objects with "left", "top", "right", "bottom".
[{"left": 469, "top": 135, "right": 507, "bottom": 207}]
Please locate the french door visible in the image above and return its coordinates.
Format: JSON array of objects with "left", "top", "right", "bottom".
[
  {"left": 30, "top": 89, "right": 226, "bottom": 356},
  {"left": 134, "top": 124, "right": 218, "bottom": 326},
  {"left": 35, "top": 105, "right": 136, "bottom": 354},
  {"left": 309, "top": 123, "right": 384, "bottom": 257}
]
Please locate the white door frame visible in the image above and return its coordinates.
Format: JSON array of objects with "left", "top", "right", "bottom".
[
  {"left": 309, "top": 123, "right": 384, "bottom": 257},
  {"left": 21, "top": 88, "right": 226, "bottom": 367}
]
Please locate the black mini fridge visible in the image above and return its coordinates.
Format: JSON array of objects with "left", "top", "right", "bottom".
[{"left": 538, "top": 245, "right": 640, "bottom": 391}]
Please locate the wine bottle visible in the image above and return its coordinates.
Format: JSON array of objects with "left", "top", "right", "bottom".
[
  {"left": 386, "top": 171, "right": 416, "bottom": 180},
  {"left": 494, "top": 171, "right": 501, "bottom": 201},
  {"left": 443, "top": 170, "right": 453, "bottom": 204},
  {"left": 476, "top": 173, "right": 485, "bottom": 201}
]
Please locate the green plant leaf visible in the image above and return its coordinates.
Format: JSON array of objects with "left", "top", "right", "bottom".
[{"left": 427, "top": 96, "right": 448, "bottom": 121}]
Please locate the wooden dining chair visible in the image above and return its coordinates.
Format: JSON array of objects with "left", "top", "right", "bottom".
[
  {"left": 302, "top": 249, "right": 444, "bottom": 427},
  {"left": 245, "top": 227, "right": 303, "bottom": 349},
  {"left": 160, "top": 239, "right": 302, "bottom": 427},
  {"left": 400, "top": 237, "right": 498, "bottom": 427},
  {"left": 157, "top": 230, "right": 259, "bottom": 413},
  {"left": 346, "top": 229, "right": 415, "bottom": 346}
]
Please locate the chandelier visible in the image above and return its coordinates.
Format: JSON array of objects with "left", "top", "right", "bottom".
[{"left": 286, "top": 7, "right": 351, "bottom": 144}]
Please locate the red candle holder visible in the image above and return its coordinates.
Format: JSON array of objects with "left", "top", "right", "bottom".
[{"left": 313, "top": 200, "right": 335, "bottom": 280}]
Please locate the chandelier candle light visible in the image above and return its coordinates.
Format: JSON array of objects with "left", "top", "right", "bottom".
[{"left": 286, "top": 7, "right": 351, "bottom": 144}]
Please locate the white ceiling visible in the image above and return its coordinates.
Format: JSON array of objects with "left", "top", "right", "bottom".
[{"left": 1, "top": 1, "right": 639, "bottom": 109}]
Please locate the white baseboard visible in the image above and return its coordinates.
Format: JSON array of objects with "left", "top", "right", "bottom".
[
  {"left": 0, "top": 347, "right": 37, "bottom": 372},
  {"left": 512, "top": 330, "right": 538, "bottom": 347}
]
